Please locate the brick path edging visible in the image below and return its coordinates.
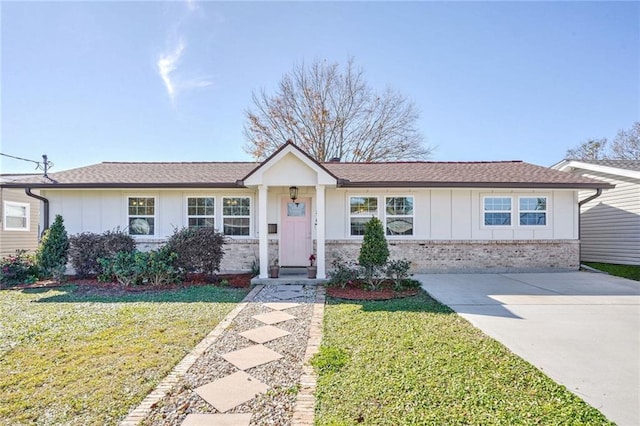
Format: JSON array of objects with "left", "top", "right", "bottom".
[
  {"left": 119, "top": 285, "right": 264, "bottom": 426},
  {"left": 291, "top": 285, "right": 326, "bottom": 425}
]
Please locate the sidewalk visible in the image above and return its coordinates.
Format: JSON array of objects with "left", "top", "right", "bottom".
[{"left": 121, "top": 284, "right": 325, "bottom": 426}]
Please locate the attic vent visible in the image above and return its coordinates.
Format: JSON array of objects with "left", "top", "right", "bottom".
[{"left": 329, "top": 157, "right": 341, "bottom": 162}]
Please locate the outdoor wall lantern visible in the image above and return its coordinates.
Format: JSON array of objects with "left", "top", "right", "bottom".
[{"left": 289, "top": 186, "right": 299, "bottom": 203}]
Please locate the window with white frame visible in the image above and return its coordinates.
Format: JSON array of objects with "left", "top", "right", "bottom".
[
  {"left": 349, "top": 196, "right": 378, "bottom": 236},
  {"left": 222, "top": 197, "right": 250, "bottom": 236},
  {"left": 187, "top": 197, "right": 215, "bottom": 229},
  {"left": 385, "top": 196, "right": 414, "bottom": 236},
  {"left": 484, "top": 197, "right": 512, "bottom": 226},
  {"left": 128, "top": 197, "right": 155, "bottom": 235},
  {"left": 519, "top": 197, "right": 547, "bottom": 226},
  {"left": 3, "top": 201, "right": 29, "bottom": 231}
]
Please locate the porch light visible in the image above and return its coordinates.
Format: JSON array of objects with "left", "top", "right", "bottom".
[{"left": 289, "top": 186, "right": 299, "bottom": 203}]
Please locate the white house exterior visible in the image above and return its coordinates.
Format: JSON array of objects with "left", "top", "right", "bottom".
[
  {"left": 1, "top": 142, "right": 613, "bottom": 277},
  {"left": 552, "top": 159, "right": 639, "bottom": 266}
]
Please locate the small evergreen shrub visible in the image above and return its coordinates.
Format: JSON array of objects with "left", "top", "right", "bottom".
[
  {"left": 36, "top": 214, "right": 69, "bottom": 281},
  {"left": 69, "top": 228, "right": 135, "bottom": 278},
  {"left": 164, "top": 227, "right": 226, "bottom": 276},
  {"left": 327, "top": 259, "right": 360, "bottom": 289},
  {"left": 0, "top": 250, "right": 39, "bottom": 286},
  {"left": 98, "top": 248, "right": 179, "bottom": 286},
  {"left": 386, "top": 259, "right": 412, "bottom": 290},
  {"left": 358, "top": 217, "right": 389, "bottom": 290}
]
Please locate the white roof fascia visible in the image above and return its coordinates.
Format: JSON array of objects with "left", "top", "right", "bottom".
[{"left": 552, "top": 160, "right": 640, "bottom": 180}]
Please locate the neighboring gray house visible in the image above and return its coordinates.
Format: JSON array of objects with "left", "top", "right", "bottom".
[
  {"left": 1, "top": 142, "right": 613, "bottom": 276},
  {"left": 552, "top": 159, "right": 640, "bottom": 266},
  {"left": 0, "top": 174, "right": 42, "bottom": 257}
]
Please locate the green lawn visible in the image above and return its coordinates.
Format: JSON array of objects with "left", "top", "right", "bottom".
[
  {"left": 313, "top": 292, "right": 613, "bottom": 425},
  {"left": 584, "top": 262, "right": 640, "bottom": 281},
  {"left": 0, "top": 285, "right": 247, "bottom": 425}
]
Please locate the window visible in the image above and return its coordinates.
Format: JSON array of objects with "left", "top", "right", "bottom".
[
  {"left": 484, "top": 197, "right": 511, "bottom": 226},
  {"left": 187, "top": 197, "right": 215, "bottom": 229},
  {"left": 385, "top": 196, "right": 414, "bottom": 236},
  {"left": 128, "top": 197, "right": 155, "bottom": 235},
  {"left": 222, "top": 197, "right": 250, "bottom": 236},
  {"left": 3, "top": 201, "right": 29, "bottom": 231},
  {"left": 349, "top": 196, "right": 378, "bottom": 236},
  {"left": 519, "top": 197, "right": 547, "bottom": 226}
]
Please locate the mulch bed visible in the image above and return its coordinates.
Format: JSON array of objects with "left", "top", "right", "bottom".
[
  {"left": 2, "top": 273, "right": 253, "bottom": 295},
  {"left": 326, "top": 281, "right": 420, "bottom": 301}
]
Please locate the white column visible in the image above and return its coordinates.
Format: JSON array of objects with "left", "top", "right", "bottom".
[
  {"left": 258, "top": 185, "right": 269, "bottom": 279},
  {"left": 315, "top": 184, "right": 326, "bottom": 279}
]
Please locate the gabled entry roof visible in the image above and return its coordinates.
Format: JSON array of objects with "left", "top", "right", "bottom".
[{"left": 1, "top": 142, "right": 613, "bottom": 190}]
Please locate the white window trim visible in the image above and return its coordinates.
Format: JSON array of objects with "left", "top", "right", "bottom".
[
  {"left": 222, "top": 196, "right": 252, "bottom": 238},
  {"left": 348, "top": 195, "right": 380, "bottom": 237},
  {"left": 126, "top": 196, "right": 157, "bottom": 238},
  {"left": 482, "top": 195, "right": 513, "bottom": 227},
  {"left": 3, "top": 201, "right": 30, "bottom": 231},
  {"left": 185, "top": 196, "right": 216, "bottom": 229},
  {"left": 384, "top": 195, "right": 415, "bottom": 237},
  {"left": 517, "top": 195, "right": 549, "bottom": 227}
]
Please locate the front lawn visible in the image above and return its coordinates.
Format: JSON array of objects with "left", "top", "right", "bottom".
[
  {"left": 313, "top": 292, "right": 613, "bottom": 425},
  {"left": 584, "top": 262, "right": 640, "bottom": 281},
  {"left": 0, "top": 285, "right": 247, "bottom": 425}
]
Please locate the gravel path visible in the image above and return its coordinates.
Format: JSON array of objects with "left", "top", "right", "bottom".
[{"left": 140, "top": 284, "right": 318, "bottom": 426}]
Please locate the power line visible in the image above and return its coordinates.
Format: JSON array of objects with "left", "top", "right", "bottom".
[{"left": 0, "top": 152, "right": 54, "bottom": 176}]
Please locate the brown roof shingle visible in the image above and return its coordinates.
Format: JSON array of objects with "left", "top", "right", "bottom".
[{"left": 1, "top": 160, "right": 612, "bottom": 189}]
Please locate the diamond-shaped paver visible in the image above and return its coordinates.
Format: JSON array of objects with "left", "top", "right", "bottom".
[
  {"left": 263, "top": 302, "right": 300, "bottom": 311},
  {"left": 182, "top": 413, "right": 252, "bottom": 426},
  {"left": 253, "top": 310, "right": 296, "bottom": 325},
  {"left": 273, "top": 291, "right": 303, "bottom": 300},
  {"left": 222, "top": 344, "right": 283, "bottom": 370},
  {"left": 195, "top": 371, "right": 268, "bottom": 413},
  {"left": 275, "top": 285, "right": 303, "bottom": 292},
  {"left": 239, "top": 325, "right": 291, "bottom": 344}
]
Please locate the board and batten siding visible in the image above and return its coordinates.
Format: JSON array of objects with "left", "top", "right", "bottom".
[
  {"left": 0, "top": 187, "right": 41, "bottom": 256},
  {"left": 578, "top": 171, "right": 640, "bottom": 265}
]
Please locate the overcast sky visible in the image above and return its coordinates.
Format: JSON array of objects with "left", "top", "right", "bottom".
[{"left": 2, "top": 1, "right": 638, "bottom": 174}]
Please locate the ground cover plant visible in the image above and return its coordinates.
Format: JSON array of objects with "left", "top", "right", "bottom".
[
  {"left": 584, "top": 262, "right": 640, "bottom": 281},
  {"left": 0, "top": 284, "right": 247, "bottom": 425},
  {"left": 313, "top": 292, "right": 613, "bottom": 425}
]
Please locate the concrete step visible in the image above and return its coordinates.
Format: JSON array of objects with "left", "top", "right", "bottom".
[{"left": 250, "top": 274, "right": 327, "bottom": 286}]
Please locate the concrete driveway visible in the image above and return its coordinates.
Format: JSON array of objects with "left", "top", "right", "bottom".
[{"left": 417, "top": 272, "right": 640, "bottom": 426}]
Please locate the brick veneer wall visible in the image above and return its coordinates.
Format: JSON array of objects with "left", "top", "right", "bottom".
[
  {"left": 135, "top": 238, "right": 579, "bottom": 273},
  {"left": 326, "top": 239, "right": 580, "bottom": 273}
]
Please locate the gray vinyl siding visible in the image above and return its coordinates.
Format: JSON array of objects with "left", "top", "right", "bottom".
[
  {"left": 0, "top": 188, "right": 41, "bottom": 256},
  {"left": 578, "top": 170, "right": 640, "bottom": 265}
]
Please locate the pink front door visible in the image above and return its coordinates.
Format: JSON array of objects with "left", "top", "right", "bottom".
[{"left": 280, "top": 197, "right": 312, "bottom": 267}]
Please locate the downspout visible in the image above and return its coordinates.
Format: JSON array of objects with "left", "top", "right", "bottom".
[
  {"left": 25, "top": 188, "right": 49, "bottom": 237},
  {"left": 576, "top": 188, "right": 603, "bottom": 266}
]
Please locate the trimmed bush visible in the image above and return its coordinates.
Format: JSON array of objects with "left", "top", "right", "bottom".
[
  {"left": 98, "top": 248, "right": 179, "bottom": 286},
  {"left": 358, "top": 217, "right": 389, "bottom": 290},
  {"left": 164, "top": 227, "right": 226, "bottom": 276},
  {"left": 327, "top": 259, "right": 360, "bottom": 289},
  {"left": 69, "top": 229, "right": 135, "bottom": 278},
  {"left": 36, "top": 214, "right": 69, "bottom": 281}
]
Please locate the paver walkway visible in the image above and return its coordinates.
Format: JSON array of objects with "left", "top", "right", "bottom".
[{"left": 121, "top": 284, "right": 324, "bottom": 426}]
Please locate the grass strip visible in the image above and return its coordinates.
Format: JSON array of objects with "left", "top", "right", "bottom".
[
  {"left": 313, "top": 292, "right": 613, "bottom": 425},
  {"left": 584, "top": 262, "right": 640, "bottom": 281},
  {"left": 0, "top": 285, "right": 247, "bottom": 425}
]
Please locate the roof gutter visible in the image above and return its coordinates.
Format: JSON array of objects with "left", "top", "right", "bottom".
[
  {"left": 578, "top": 188, "right": 603, "bottom": 207},
  {"left": 576, "top": 188, "right": 603, "bottom": 265},
  {"left": 25, "top": 188, "right": 49, "bottom": 235}
]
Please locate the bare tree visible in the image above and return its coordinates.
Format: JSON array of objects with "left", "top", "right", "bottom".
[
  {"left": 565, "top": 138, "right": 608, "bottom": 160},
  {"left": 565, "top": 122, "right": 640, "bottom": 160},
  {"left": 243, "top": 58, "right": 432, "bottom": 162},
  {"left": 610, "top": 121, "right": 640, "bottom": 160}
]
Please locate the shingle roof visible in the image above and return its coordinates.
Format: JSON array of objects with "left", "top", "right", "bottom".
[
  {"left": 1, "top": 160, "right": 612, "bottom": 189},
  {"left": 565, "top": 159, "right": 640, "bottom": 172}
]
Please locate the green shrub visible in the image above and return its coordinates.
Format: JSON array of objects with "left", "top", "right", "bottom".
[
  {"left": 0, "top": 250, "right": 39, "bottom": 286},
  {"left": 358, "top": 217, "right": 389, "bottom": 290},
  {"left": 69, "top": 229, "right": 135, "bottom": 278},
  {"left": 36, "top": 215, "right": 69, "bottom": 281},
  {"left": 164, "top": 227, "right": 226, "bottom": 276},
  {"left": 386, "top": 259, "right": 412, "bottom": 290},
  {"left": 98, "top": 249, "right": 179, "bottom": 287},
  {"left": 327, "top": 259, "right": 360, "bottom": 289}
]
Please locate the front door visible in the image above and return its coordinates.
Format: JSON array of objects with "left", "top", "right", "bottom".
[{"left": 280, "top": 197, "right": 312, "bottom": 266}]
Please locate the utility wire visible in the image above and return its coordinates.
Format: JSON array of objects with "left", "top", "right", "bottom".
[{"left": 0, "top": 152, "right": 54, "bottom": 175}]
